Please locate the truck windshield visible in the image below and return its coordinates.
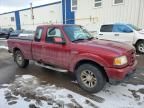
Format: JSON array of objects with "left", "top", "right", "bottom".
[
  {"left": 64, "top": 26, "right": 93, "bottom": 42},
  {"left": 128, "top": 24, "right": 141, "bottom": 31}
]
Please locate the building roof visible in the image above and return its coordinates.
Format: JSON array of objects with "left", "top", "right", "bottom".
[{"left": 0, "top": 1, "right": 61, "bottom": 15}]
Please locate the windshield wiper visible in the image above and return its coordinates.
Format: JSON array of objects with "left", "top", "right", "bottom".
[{"left": 72, "top": 38, "right": 86, "bottom": 42}]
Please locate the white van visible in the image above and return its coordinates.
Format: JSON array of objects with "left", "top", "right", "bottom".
[{"left": 97, "top": 23, "right": 144, "bottom": 53}]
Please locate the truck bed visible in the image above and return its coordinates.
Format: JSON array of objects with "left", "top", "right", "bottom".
[
  {"left": 9, "top": 36, "right": 33, "bottom": 41},
  {"left": 7, "top": 37, "right": 33, "bottom": 60}
]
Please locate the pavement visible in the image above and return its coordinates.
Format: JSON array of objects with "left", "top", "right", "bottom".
[{"left": 0, "top": 39, "right": 144, "bottom": 108}]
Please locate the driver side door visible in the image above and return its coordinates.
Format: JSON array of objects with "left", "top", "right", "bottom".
[{"left": 42, "top": 27, "right": 71, "bottom": 69}]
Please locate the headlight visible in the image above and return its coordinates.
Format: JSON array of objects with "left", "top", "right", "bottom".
[{"left": 113, "top": 56, "right": 128, "bottom": 66}]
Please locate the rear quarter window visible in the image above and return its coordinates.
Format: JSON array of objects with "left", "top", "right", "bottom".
[
  {"left": 35, "top": 28, "right": 43, "bottom": 42},
  {"left": 100, "top": 25, "right": 113, "bottom": 32}
]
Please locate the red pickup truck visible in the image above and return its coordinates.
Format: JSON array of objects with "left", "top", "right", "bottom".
[{"left": 7, "top": 25, "right": 137, "bottom": 93}]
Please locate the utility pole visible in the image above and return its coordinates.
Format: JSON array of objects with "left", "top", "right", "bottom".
[
  {"left": 30, "top": 3, "right": 34, "bottom": 28},
  {"left": 137, "top": 0, "right": 142, "bottom": 27}
]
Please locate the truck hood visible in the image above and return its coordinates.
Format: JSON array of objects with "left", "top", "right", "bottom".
[
  {"left": 77, "top": 39, "right": 134, "bottom": 55},
  {"left": 139, "top": 30, "right": 144, "bottom": 34}
]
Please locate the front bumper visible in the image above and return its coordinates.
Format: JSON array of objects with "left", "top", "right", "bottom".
[{"left": 105, "top": 60, "right": 137, "bottom": 84}]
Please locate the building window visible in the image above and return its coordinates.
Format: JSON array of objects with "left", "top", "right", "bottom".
[
  {"left": 71, "top": 0, "right": 77, "bottom": 11},
  {"left": 94, "top": 0, "right": 102, "bottom": 8},
  {"left": 113, "top": 0, "right": 124, "bottom": 5},
  {"left": 11, "top": 17, "right": 15, "bottom": 22}
]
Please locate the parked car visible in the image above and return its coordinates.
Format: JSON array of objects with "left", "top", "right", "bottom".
[
  {"left": 0, "top": 28, "right": 2, "bottom": 35},
  {"left": 0, "top": 28, "right": 14, "bottom": 39},
  {"left": 0, "top": 28, "right": 9, "bottom": 38},
  {"left": 97, "top": 23, "right": 144, "bottom": 53},
  {"left": 7, "top": 24, "right": 137, "bottom": 93},
  {"left": 8, "top": 30, "right": 22, "bottom": 38}
]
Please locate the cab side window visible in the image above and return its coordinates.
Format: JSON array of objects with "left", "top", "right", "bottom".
[
  {"left": 46, "top": 28, "right": 64, "bottom": 43},
  {"left": 35, "top": 28, "right": 43, "bottom": 42},
  {"left": 100, "top": 25, "right": 113, "bottom": 32},
  {"left": 113, "top": 25, "right": 133, "bottom": 33}
]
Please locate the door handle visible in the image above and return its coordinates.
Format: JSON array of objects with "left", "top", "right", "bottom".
[
  {"left": 99, "top": 34, "right": 103, "bottom": 35},
  {"left": 114, "top": 34, "right": 119, "bottom": 36}
]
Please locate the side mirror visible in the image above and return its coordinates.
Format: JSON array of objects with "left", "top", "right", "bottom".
[{"left": 54, "top": 37, "right": 66, "bottom": 45}]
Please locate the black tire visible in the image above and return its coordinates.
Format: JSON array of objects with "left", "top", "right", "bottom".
[
  {"left": 14, "top": 50, "right": 29, "bottom": 68},
  {"left": 136, "top": 40, "right": 144, "bottom": 54},
  {"left": 6, "top": 35, "right": 9, "bottom": 39},
  {"left": 76, "top": 64, "right": 106, "bottom": 93}
]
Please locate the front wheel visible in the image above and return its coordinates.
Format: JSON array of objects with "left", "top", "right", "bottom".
[
  {"left": 76, "top": 64, "right": 106, "bottom": 93},
  {"left": 136, "top": 40, "right": 144, "bottom": 54},
  {"left": 14, "top": 50, "right": 29, "bottom": 68}
]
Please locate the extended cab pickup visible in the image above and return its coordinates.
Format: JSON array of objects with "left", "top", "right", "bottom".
[{"left": 8, "top": 25, "right": 137, "bottom": 93}]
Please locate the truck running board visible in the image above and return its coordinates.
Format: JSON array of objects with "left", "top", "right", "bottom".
[{"left": 35, "top": 62, "right": 68, "bottom": 73}]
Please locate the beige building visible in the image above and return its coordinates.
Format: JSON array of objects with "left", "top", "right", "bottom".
[{"left": 0, "top": 0, "right": 143, "bottom": 31}]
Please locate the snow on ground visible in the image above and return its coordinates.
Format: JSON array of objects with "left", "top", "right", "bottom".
[
  {"left": 0, "top": 38, "right": 7, "bottom": 40},
  {"left": 0, "top": 39, "right": 8, "bottom": 50},
  {"left": 0, "top": 46, "right": 8, "bottom": 50},
  {"left": 0, "top": 75, "right": 144, "bottom": 108},
  {"left": 95, "top": 84, "right": 144, "bottom": 108}
]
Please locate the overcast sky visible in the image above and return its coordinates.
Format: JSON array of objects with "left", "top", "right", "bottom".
[{"left": 0, "top": 0, "right": 59, "bottom": 14}]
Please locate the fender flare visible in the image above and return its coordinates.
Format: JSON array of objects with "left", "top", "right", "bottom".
[{"left": 70, "top": 53, "right": 110, "bottom": 72}]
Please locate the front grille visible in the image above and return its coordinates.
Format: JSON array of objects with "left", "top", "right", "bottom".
[{"left": 128, "top": 49, "right": 136, "bottom": 66}]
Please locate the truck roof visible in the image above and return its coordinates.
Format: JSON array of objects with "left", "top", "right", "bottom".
[{"left": 37, "top": 24, "right": 80, "bottom": 28}]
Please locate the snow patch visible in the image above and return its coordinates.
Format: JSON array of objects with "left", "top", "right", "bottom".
[
  {"left": 94, "top": 84, "right": 144, "bottom": 108},
  {"left": 2, "top": 84, "right": 9, "bottom": 87},
  {"left": 21, "top": 75, "right": 35, "bottom": 79},
  {"left": 0, "top": 75, "right": 144, "bottom": 108},
  {"left": 0, "top": 38, "right": 7, "bottom": 40},
  {"left": 0, "top": 46, "right": 8, "bottom": 50},
  {"left": 0, "top": 75, "right": 98, "bottom": 108},
  {"left": 136, "top": 55, "right": 140, "bottom": 57}
]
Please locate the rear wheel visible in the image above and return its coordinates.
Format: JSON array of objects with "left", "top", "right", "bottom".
[
  {"left": 76, "top": 64, "right": 106, "bottom": 93},
  {"left": 14, "top": 50, "right": 29, "bottom": 68},
  {"left": 136, "top": 40, "right": 144, "bottom": 54},
  {"left": 5, "top": 35, "right": 9, "bottom": 39}
]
